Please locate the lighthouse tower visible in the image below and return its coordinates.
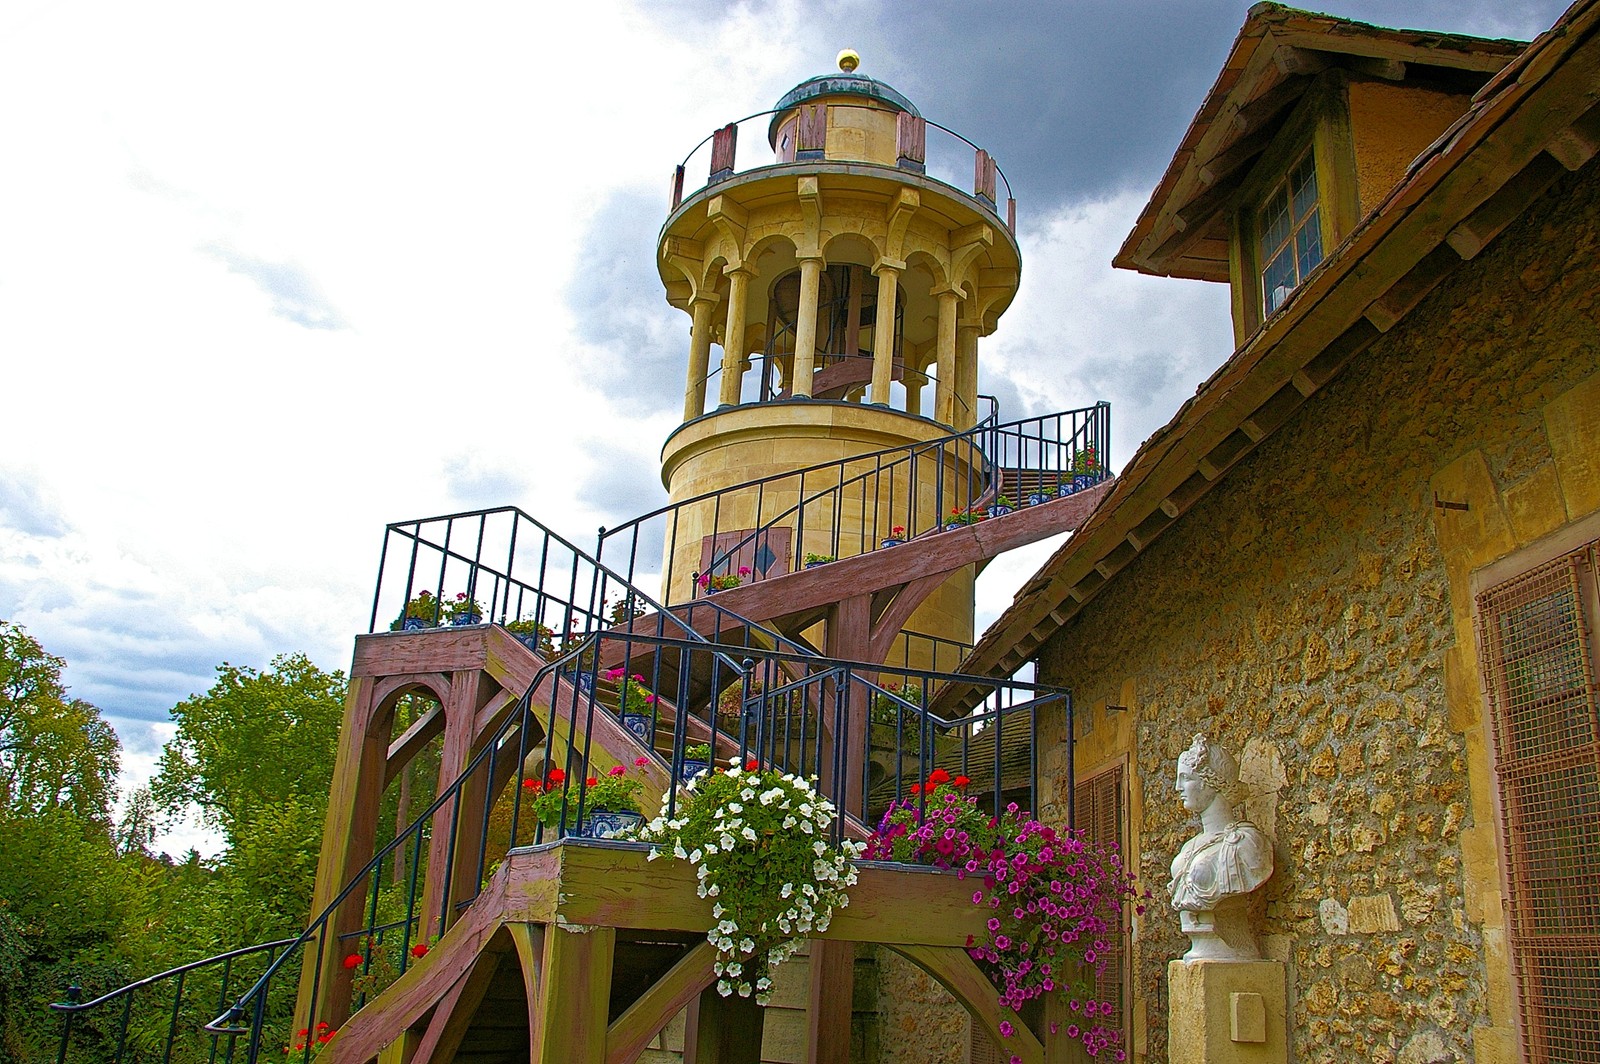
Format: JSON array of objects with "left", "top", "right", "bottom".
[{"left": 655, "top": 51, "right": 1022, "bottom": 654}]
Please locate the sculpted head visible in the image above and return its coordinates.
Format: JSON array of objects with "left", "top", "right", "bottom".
[{"left": 1175, "top": 733, "right": 1237, "bottom": 813}]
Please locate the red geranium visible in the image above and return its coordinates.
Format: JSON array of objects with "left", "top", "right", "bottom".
[
  {"left": 411, "top": 943, "right": 429, "bottom": 958},
  {"left": 342, "top": 954, "right": 362, "bottom": 970}
]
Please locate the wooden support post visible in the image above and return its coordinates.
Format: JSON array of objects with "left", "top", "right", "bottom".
[
  {"left": 685, "top": 985, "right": 765, "bottom": 1064},
  {"left": 301, "top": 675, "right": 395, "bottom": 1028},
  {"left": 807, "top": 940, "right": 855, "bottom": 1064},
  {"left": 825, "top": 594, "right": 872, "bottom": 819},
  {"left": 531, "top": 925, "right": 616, "bottom": 1064},
  {"left": 710, "top": 123, "right": 738, "bottom": 182},
  {"left": 423, "top": 670, "right": 482, "bottom": 938}
]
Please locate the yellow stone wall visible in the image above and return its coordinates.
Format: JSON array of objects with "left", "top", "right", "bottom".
[
  {"left": 1037, "top": 163, "right": 1600, "bottom": 1063},
  {"left": 658, "top": 401, "right": 980, "bottom": 652},
  {"left": 1346, "top": 80, "right": 1474, "bottom": 219}
]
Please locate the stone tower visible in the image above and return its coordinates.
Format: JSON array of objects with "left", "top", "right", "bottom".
[{"left": 654, "top": 52, "right": 1022, "bottom": 654}]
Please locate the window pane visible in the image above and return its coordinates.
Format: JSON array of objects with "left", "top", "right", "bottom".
[
  {"left": 1262, "top": 247, "right": 1294, "bottom": 314},
  {"left": 1291, "top": 155, "right": 1318, "bottom": 220},
  {"left": 1258, "top": 188, "right": 1290, "bottom": 262},
  {"left": 1295, "top": 214, "right": 1323, "bottom": 281}
]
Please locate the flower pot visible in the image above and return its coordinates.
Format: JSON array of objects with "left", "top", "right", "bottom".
[
  {"left": 450, "top": 614, "right": 482, "bottom": 627},
  {"left": 703, "top": 586, "right": 720, "bottom": 595},
  {"left": 1056, "top": 481, "right": 1076, "bottom": 498},
  {"left": 401, "top": 617, "right": 434, "bottom": 631},
  {"left": 880, "top": 537, "right": 904, "bottom": 548},
  {"left": 680, "top": 758, "right": 710, "bottom": 781},
  {"left": 618, "top": 712, "right": 653, "bottom": 743},
  {"left": 804, "top": 561, "right": 830, "bottom": 569},
  {"left": 943, "top": 521, "right": 969, "bottom": 532},
  {"left": 515, "top": 633, "right": 543, "bottom": 652},
  {"left": 1027, "top": 491, "right": 1053, "bottom": 506},
  {"left": 581, "top": 809, "right": 645, "bottom": 840},
  {"left": 986, "top": 504, "right": 1014, "bottom": 518},
  {"left": 1072, "top": 474, "right": 1096, "bottom": 491}
]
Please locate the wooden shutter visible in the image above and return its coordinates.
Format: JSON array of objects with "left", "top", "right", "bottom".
[
  {"left": 1477, "top": 540, "right": 1600, "bottom": 1063},
  {"left": 1074, "top": 763, "right": 1128, "bottom": 1043}
]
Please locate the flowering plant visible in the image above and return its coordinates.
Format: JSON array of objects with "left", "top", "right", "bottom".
[
  {"left": 604, "top": 667, "right": 657, "bottom": 715},
  {"left": 865, "top": 772, "right": 1140, "bottom": 1060},
  {"left": 803, "top": 553, "right": 835, "bottom": 566},
  {"left": 504, "top": 618, "right": 556, "bottom": 653},
  {"left": 1069, "top": 445, "right": 1102, "bottom": 477},
  {"left": 699, "top": 566, "right": 752, "bottom": 591},
  {"left": 285, "top": 1020, "right": 337, "bottom": 1058},
  {"left": 641, "top": 761, "right": 863, "bottom": 1002},
  {"left": 609, "top": 594, "right": 646, "bottom": 625},
  {"left": 889, "top": 525, "right": 906, "bottom": 539},
  {"left": 946, "top": 506, "right": 985, "bottom": 526},
  {"left": 992, "top": 494, "right": 1015, "bottom": 509},
  {"left": 444, "top": 592, "right": 485, "bottom": 623},
  {"left": 523, "top": 757, "right": 651, "bottom": 829},
  {"left": 390, "top": 590, "right": 441, "bottom": 630},
  {"left": 870, "top": 682, "right": 923, "bottom": 726}
]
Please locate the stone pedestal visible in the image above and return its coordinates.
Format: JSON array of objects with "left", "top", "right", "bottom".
[{"left": 1167, "top": 959, "right": 1286, "bottom": 1064}]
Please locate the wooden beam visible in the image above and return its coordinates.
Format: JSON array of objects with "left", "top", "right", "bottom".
[
  {"left": 607, "top": 942, "right": 718, "bottom": 1064},
  {"left": 410, "top": 949, "right": 504, "bottom": 1063},
  {"left": 1547, "top": 101, "right": 1600, "bottom": 170},
  {"left": 807, "top": 940, "right": 855, "bottom": 1064},
  {"left": 1445, "top": 151, "right": 1568, "bottom": 260},
  {"left": 891, "top": 945, "right": 1043, "bottom": 1064},
  {"left": 531, "top": 925, "right": 616, "bottom": 1064}
]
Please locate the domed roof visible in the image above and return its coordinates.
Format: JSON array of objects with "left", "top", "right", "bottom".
[{"left": 767, "top": 67, "right": 920, "bottom": 147}]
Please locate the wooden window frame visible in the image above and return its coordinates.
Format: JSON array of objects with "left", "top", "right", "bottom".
[{"left": 1227, "top": 72, "right": 1360, "bottom": 343}]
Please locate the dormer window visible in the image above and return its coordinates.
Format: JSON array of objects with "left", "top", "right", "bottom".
[{"left": 1257, "top": 149, "right": 1322, "bottom": 316}]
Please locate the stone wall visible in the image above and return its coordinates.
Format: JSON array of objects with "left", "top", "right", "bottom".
[{"left": 1037, "top": 161, "right": 1600, "bottom": 1064}]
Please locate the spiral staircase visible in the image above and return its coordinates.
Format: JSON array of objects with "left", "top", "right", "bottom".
[{"left": 50, "top": 404, "right": 1112, "bottom": 1064}]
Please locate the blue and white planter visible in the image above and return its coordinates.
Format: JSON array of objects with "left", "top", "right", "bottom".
[
  {"left": 450, "top": 613, "right": 483, "bottom": 627},
  {"left": 680, "top": 758, "right": 710, "bottom": 781},
  {"left": 1027, "top": 491, "right": 1054, "bottom": 507},
  {"left": 880, "top": 537, "right": 904, "bottom": 548},
  {"left": 618, "top": 712, "right": 653, "bottom": 743},
  {"left": 1073, "top": 474, "right": 1097, "bottom": 491},
  {"left": 581, "top": 809, "right": 645, "bottom": 840},
  {"left": 401, "top": 617, "right": 435, "bottom": 631},
  {"left": 986, "top": 504, "right": 1014, "bottom": 518}
]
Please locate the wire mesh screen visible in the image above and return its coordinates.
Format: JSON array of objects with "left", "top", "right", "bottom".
[
  {"left": 1477, "top": 542, "right": 1600, "bottom": 1063},
  {"left": 1075, "top": 763, "right": 1128, "bottom": 1045}
]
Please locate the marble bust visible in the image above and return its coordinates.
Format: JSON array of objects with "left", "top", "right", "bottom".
[{"left": 1168, "top": 733, "right": 1273, "bottom": 960}]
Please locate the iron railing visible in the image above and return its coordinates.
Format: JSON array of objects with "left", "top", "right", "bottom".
[
  {"left": 50, "top": 938, "right": 297, "bottom": 1064},
  {"left": 598, "top": 401, "right": 1109, "bottom": 602},
  {"left": 669, "top": 106, "right": 1016, "bottom": 231}
]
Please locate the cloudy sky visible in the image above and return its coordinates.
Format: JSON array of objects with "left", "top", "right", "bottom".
[{"left": 0, "top": 0, "right": 1568, "bottom": 849}]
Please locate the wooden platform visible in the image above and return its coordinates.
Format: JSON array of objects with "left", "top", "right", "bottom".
[{"left": 325, "top": 840, "right": 1044, "bottom": 1064}]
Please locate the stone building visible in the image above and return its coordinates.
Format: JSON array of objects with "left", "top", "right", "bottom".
[{"left": 965, "top": 3, "right": 1600, "bottom": 1062}]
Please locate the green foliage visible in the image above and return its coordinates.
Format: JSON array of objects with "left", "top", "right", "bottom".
[
  {"left": 150, "top": 654, "right": 345, "bottom": 843},
  {"left": 0, "top": 620, "right": 120, "bottom": 825}
]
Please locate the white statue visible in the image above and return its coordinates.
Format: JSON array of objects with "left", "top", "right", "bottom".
[{"left": 1168, "top": 733, "right": 1273, "bottom": 960}]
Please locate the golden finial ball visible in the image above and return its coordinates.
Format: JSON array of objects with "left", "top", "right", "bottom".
[{"left": 837, "top": 49, "right": 861, "bottom": 73}]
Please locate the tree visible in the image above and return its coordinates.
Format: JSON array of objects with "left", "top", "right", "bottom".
[
  {"left": 150, "top": 654, "right": 345, "bottom": 845},
  {"left": 0, "top": 620, "right": 120, "bottom": 825}
]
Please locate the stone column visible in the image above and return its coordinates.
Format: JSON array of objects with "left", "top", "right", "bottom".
[
  {"left": 717, "top": 267, "right": 752, "bottom": 407},
  {"left": 933, "top": 291, "right": 958, "bottom": 425},
  {"left": 683, "top": 294, "right": 718, "bottom": 422},
  {"left": 869, "top": 259, "right": 903, "bottom": 406},
  {"left": 955, "top": 318, "right": 981, "bottom": 429},
  {"left": 903, "top": 368, "right": 927, "bottom": 417},
  {"left": 789, "top": 256, "right": 824, "bottom": 399}
]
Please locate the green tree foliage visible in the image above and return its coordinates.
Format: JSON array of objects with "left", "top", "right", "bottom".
[
  {"left": 0, "top": 620, "right": 119, "bottom": 824},
  {"left": 151, "top": 654, "right": 345, "bottom": 844}
]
